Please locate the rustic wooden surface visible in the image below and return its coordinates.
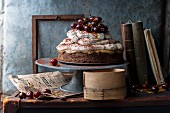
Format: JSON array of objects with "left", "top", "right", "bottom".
[
  {"left": 5, "top": 91, "right": 170, "bottom": 107},
  {"left": 3, "top": 91, "right": 170, "bottom": 113}
]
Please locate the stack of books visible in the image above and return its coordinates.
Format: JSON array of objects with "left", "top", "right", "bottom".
[{"left": 121, "top": 21, "right": 165, "bottom": 85}]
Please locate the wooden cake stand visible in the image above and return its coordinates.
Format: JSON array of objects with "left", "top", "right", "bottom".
[{"left": 35, "top": 58, "right": 128, "bottom": 93}]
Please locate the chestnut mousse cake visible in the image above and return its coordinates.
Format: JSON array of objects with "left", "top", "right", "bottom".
[{"left": 56, "top": 16, "right": 124, "bottom": 64}]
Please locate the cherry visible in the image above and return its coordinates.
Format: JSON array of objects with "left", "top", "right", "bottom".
[
  {"left": 19, "top": 92, "right": 26, "bottom": 99},
  {"left": 83, "top": 18, "right": 89, "bottom": 24},
  {"left": 50, "top": 58, "right": 58, "bottom": 66},
  {"left": 92, "top": 27, "right": 100, "bottom": 33},
  {"left": 142, "top": 84, "right": 148, "bottom": 89},
  {"left": 34, "top": 91, "right": 42, "bottom": 98},
  {"left": 162, "top": 83, "right": 169, "bottom": 91},
  {"left": 43, "top": 89, "right": 51, "bottom": 94},
  {"left": 26, "top": 91, "right": 34, "bottom": 99},
  {"left": 98, "top": 23, "right": 104, "bottom": 27},
  {"left": 78, "top": 19, "right": 83, "bottom": 25},
  {"left": 95, "top": 17, "right": 102, "bottom": 23},
  {"left": 91, "top": 21, "right": 97, "bottom": 27},
  {"left": 151, "top": 86, "right": 159, "bottom": 93},
  {"left": 84, "top": 26, "right": 91, "bottom": 33},
  {"left": 76, "top": 24, "right": 84, "bottom": 31},
  {"left": 71, "top": 22, "right": 77, "bottom": 29},
  {"left": 89, "top": 16, "right": 96, "bottom": 22}
]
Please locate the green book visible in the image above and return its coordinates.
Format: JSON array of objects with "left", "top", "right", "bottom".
[{"left": 131, "top": 21, "right": 148, "bottom": 85}]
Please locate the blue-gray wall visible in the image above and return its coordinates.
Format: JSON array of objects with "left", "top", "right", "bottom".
[
  {"left": 1, "top": 0, "right": 163, "bottom": 95},
  {"left": 0, "top": 0, "right": 4, "bottom": 94}
]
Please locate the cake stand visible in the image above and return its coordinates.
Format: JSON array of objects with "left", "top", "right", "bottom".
[{"left": 35, "top": 58, "right": 128, "bottom": 93}]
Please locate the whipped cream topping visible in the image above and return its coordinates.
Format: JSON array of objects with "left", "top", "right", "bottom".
[
  {"left": 57, "top": 29, "right": 123, "bottom": 53},
  {"left": 67, "top": 29, "right": 109, "bottom": 40},
  {"left": 60, "top": 38, "right": 74, "bottom": 45},
  {"left": 77, "top": 31, "right": 95, "bottom": 38},
  {"left": 78, "top": 38, "right": 99, "bottom": 45},
  {"left": 66, "top": 29, "right": 78, "bottom": 38}
]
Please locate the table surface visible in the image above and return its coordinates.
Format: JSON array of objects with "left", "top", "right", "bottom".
[
  {"left": 3, "top": 91, "right": 170, "bottom": 113},
  {"left": 5, "top": 91, "right": 170, "bottom": 108}
]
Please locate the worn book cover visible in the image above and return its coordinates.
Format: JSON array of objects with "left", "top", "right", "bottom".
[
  {"left": 121, "top": 21, "right": 138, "bottom": 85},
  {"left": 144, "top": 29, "right": 164, "bottom": 85},
  {"left": 131, "top": 21, "right": 148, "bottom": 84}
]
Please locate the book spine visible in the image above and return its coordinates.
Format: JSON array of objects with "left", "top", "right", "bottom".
[
  {"left": 121, "top": 22, "right": 138, "bottom": 85},
  {"left": 149, "top": 30, "right": 164, "bottom": 84},
  {"left": 132, "top": 21, "right": 147, "bottom": 85},
  {"left": 144, "top": 29, "right": 160, "bottom": 84},
  {"left": 144, "top": 29, "right": 165, "bottom": 85}
]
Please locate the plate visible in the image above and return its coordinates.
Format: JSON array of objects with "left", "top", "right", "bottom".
[{"left": 59, "top": 60, "right": 125, "bottom": 66}]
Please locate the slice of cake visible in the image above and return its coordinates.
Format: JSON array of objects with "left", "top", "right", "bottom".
[{"left": 56, "top": 16, "right": 124, "bottom": 64}]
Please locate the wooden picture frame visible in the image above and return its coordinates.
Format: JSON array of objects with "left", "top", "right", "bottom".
[{"left": 32, "top": 14, "right": 84, "bottom": 74}]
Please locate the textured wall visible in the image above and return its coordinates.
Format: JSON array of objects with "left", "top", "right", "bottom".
[
  {"left": 0, "top": 0, "right": 4, "bottom": 93},
  {"left": 2, "top": 0, "right": 163, "bottom": 95}
]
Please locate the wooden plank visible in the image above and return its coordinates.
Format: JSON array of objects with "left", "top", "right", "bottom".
[
  {"left": 5, "top": 91, "right": 170, "bottom": 109},
  {"left": 32, "top": 14, "right": 84, "bottom": 21},
  {"left": 32, "top": 16, "right": 38, "bottom": 74}
]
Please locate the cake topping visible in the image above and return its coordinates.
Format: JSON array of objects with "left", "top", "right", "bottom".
[
  {"left": 72, "top": 16, "right": 108, "bottom": 34},
  {"left": 66, "top": 29, "right": 77, "bottom": 38},
  {"left": 56, "top": 16, "right": 123, "bottom": 53},
  {"left": 67, "top": 16, "right": 113, "bottom": 40}
]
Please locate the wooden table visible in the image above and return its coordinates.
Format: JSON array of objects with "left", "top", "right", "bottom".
[{"left": 3, "top": 91, "right": 170, "bottom": 113}]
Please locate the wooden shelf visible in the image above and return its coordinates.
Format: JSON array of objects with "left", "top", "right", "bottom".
[{"left": 3, "top": 91, "right": 170, "bottom": 113}]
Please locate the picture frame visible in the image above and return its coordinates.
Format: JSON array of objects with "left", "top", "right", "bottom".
[{"left": 32, "top": 14, "right": 84, "bottom": 74}]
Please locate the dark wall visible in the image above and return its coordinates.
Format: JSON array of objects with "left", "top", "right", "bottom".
[{"left": 163, "top": 0, "right": 170, "bottom": 81}]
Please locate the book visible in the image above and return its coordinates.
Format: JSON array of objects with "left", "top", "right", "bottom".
[
  {"left": 131, "top": 21, "right": 148, "bottom": 85},
  {"left": 144, "top": 29, "right": 165, "bottom": 85},
  {"left": 121, "top": 21, "right": 138, "bottom": 85}
]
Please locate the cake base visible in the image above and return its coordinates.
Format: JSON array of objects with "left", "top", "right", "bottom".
[{"left": 58, "top": 52, "right": 124, "bottom": 64}]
